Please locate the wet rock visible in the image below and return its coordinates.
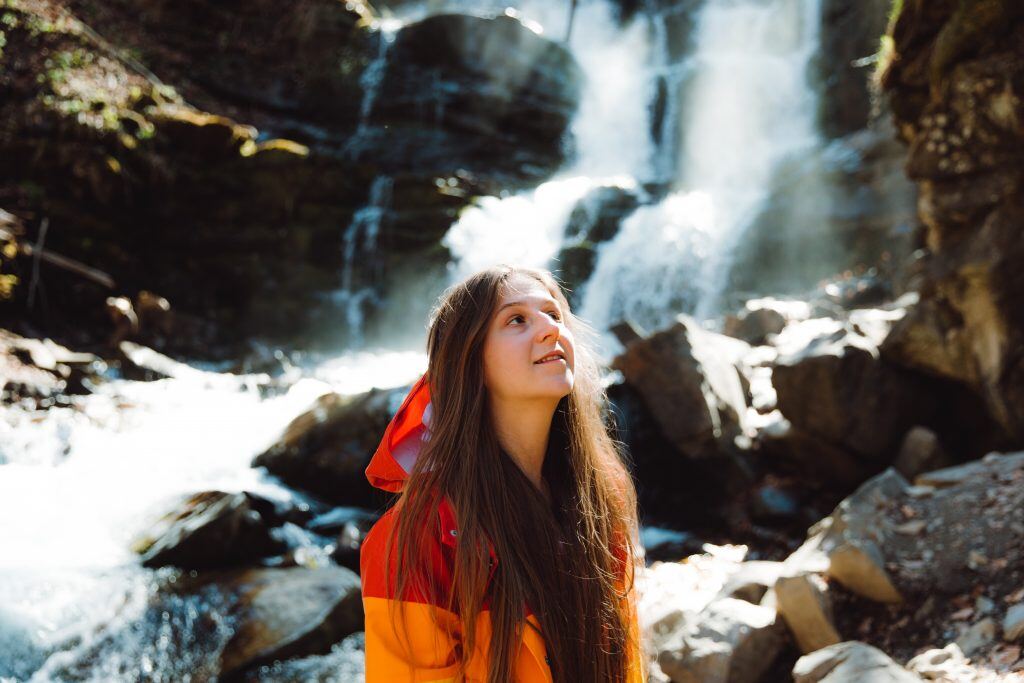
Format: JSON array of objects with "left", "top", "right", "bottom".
[
  {"left": 0, "top": 329, "right": 101, "bottom": 405},
  {"left": 792, "top": 641, "right": 922, "bottom": 682},
  {"left": 553, "top": 184, "right": 641, "bottom": 307},
  {"left": 307, "top": 507, "right": 379, "bottom": 573},
  {"left": 216, "top": 565, "right": 363, "bottom": 680},
  {"left": 655, "top": 597, "right": 787, "bottom": 683},
  {"left": 364, "top": 13, "right": 582, "bottom": 185},
  {"left": 240, "top": 631, "right": 365, "bottom": 682},
  {"left": 611, "top": 314, "right": 750, "bottom": 459},
  {"left": 253, "top": 385, "right": 404, "bottom": 507},
  {"left": 723, "top": 304, "right": 787, "bottom": 347},
  {"left": 131, "top": 491, "right": 285, "bottom": 570},
  {"left": 773, "top": 573, "right": 841, "bottom": 654}
]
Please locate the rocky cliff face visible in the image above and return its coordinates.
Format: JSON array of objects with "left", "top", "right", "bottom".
[{"left": 879, "top": 0, "right": 1024, "bottom": 441}]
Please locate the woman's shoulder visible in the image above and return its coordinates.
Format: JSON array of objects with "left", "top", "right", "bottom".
[{"left": 359, "top": 496, "right": 456, "bottom": 606}]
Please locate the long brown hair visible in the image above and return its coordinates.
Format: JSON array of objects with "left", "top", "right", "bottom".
[{"left": 387, "top": 264, "right": 641, "bottom": 683}]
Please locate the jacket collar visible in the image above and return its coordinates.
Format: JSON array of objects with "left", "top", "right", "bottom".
[{"left": 365, "top": 373, "right": 498, "bottom": 567}]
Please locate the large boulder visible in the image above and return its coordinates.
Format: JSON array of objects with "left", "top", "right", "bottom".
[
  {"left": 612, "top": 314, "right": 750, "bottom": 460},
  {"left": 792, "top": 452, "right": 1024, "bottom": 602},
  {"left": 771, "top": 320, "right": 929, "bottom": 466},
  {"left": 770, "top": 315, "right": 1001, "bottom": 471},
  {"left": 879, "top": 0, "right": 1024, "bottom": 444},
  {"left": 253, "top": 384, "right": 405, "bottom": 507}
]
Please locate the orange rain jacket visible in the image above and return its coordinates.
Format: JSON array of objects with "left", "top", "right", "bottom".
[{"left": 360, "top": 373, "right": 646, "bottom": 682}]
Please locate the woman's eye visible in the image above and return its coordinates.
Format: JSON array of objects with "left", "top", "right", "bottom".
[
  {"left": 508, "top": 314, "right": 525, "bottom": 325},
  {"left": 547, "top": 310, "right": 561, "bottom": 321}
]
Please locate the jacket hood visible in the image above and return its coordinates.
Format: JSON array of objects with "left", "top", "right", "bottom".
[
  {"left": 365, "top": 373, "right": 433, "bottom": 493},
  {"left": 364, "top": 373, "right": 478, "bottom": 558}
]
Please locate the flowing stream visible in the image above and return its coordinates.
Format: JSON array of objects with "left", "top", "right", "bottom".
[{"left": 0, "top": 0, "right": 828, "bottom": 679}]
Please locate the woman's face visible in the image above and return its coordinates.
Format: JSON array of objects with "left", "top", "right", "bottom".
[{"left": 482, "top": 273, "right": 575, "bottom": 404}]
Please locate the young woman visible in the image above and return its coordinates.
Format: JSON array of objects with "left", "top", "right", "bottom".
[{"left": 360, "top": 264, "right": 645, "bottom": 682}]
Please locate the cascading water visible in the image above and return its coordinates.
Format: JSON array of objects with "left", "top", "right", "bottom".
[
  {"left": 440, "top": 0, "right": 826, "bottom": 357},
  {"left": 580, "top": 0, "right": 825, "bottom": 350}
]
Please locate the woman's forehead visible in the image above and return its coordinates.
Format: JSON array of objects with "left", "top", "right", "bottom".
[{"left": 497, "top": 275, "right": 556, "bottom": 305}]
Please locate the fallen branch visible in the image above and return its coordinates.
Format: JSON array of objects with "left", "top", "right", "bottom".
[{"left": 0, "top": 226, "right": 115, "bottom": 289}]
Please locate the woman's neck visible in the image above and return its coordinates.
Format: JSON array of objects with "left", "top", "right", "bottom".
[{"left": 490, "top": 399, "right": 556, "bottom": 494}]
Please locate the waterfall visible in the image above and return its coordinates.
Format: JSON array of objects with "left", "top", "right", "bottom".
[
  {"left": 578, "top": 0, "right": 824, "bottom": 352},
  {"left": 329, "top": 175, "right": 393, "bottom": 348},
  {"left": 437, "top": 0, "right": 826, "bottom": 357}
]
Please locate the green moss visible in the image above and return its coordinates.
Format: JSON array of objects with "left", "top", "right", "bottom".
[{"left": 873, "top": 0, "right": 905, "bottom": 83}]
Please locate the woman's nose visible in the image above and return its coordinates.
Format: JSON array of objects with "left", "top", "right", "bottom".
[{"left": 535, "top": 312, "right": 559, "bottom": 341}]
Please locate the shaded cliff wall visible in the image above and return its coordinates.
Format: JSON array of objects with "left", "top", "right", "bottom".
[{"left": 880, "top": 0, "right": 1024, "bottom": 440}]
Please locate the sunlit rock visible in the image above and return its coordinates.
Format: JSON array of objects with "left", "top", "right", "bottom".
[
  {"left": 796, "top": 468, "right": 907, "bottom": 603},
  {"left": 655, "top": 597, "right": 787, "bottom": 683},
  {"left": 772, "top": 573, "right": 841, "bottom": 654},
  {"left": 792, "top": 641, "right": 922, "bottom": 682}
]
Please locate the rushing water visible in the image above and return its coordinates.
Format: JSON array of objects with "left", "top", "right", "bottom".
[
  {"left": 438, "top": 0, "right": 825, "bottom": 357},
  {"left": 1, "top": 0, "right": 829, "bottom": 679}
]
